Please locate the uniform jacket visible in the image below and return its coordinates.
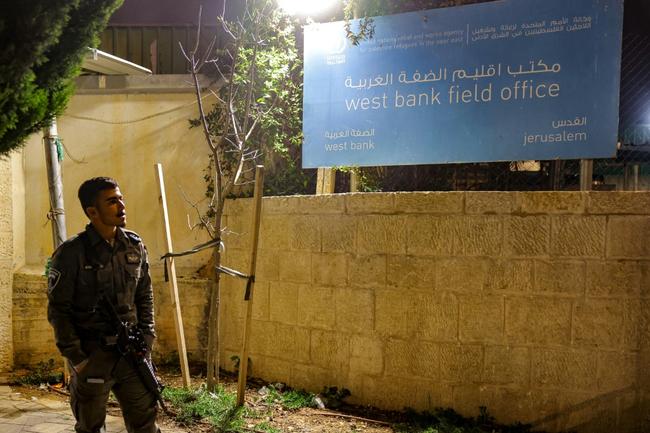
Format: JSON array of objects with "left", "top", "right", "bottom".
[{"left": 47, "top": 224, "right": 156, "bottom": 366}]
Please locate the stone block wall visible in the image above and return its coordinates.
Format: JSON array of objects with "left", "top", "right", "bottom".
[
  {"left": 12, "top": 271, "right": 55, "bottom": 367},
  {"left": 152, "top": 273, "right": 211, "bottom": 363},
  {"left": 11, "top": 269, "right": 210, "bottom": 367},
  {"left": 0, "top": 157, "right": 14, "bottom": 371},
  {"left": 217, "top": 191, "right": 650, "bottom": 433}
]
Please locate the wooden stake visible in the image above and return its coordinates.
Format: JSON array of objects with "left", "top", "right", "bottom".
[
  {"left": 316, "top": 167, "right": 335, "bottom": 194},
  {"left": 350, "top": 170, "right": 359, "bottom": 192},
  {"left": 236, "top": 165, "right": 265, "bottom": 406},
  {"left": 154, "top": 163, "right": 191, "bottom": 387}
]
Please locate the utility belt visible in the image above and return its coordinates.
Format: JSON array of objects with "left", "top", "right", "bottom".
[
  {"left": 101, "top": 335, "right": 119, "bottom": 347},
  {"left": 80, "top": 334, "right": 120, "bottom": 352}
]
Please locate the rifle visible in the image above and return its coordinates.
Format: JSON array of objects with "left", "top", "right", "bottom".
[{"left": 98, "top": 293, "right": 169, "bottom": 413}]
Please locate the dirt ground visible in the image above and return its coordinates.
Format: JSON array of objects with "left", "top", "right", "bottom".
[
  {"left": 164, "top": 371, "right": 395, "bottom": 433},
  {"left": 15, "top": 370, "right": 397, "bottom": 433}
]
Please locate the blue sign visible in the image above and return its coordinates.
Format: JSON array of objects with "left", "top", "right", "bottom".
[{"left": 302, "top": 0, "right": 623, "bottom": 168}]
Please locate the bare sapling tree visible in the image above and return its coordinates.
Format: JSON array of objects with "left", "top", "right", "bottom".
[{"left": 179, "top": 0, "right": 300, "bottom": 390}]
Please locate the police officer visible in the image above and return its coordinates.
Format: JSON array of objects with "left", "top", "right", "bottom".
[{"left": 47, "top": 177, "right": 160, "bottom": 433}]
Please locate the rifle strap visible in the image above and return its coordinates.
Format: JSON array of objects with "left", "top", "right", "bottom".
[{"left": 79, "top": 232, "right": 111, "bottom": 316}]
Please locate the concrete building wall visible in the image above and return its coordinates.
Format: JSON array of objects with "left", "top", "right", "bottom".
[
  {"left": 20, "top": 77, "right": 214, "bottom": 270},
  {"left": 12, "top": 152, "right": 25, "bottom": 272}
]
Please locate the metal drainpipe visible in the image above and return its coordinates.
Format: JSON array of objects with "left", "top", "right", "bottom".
[{"left": 43, "top": 118, "right": 67, "bottom": 248}]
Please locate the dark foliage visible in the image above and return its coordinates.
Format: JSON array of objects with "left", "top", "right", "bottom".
[{"left": 0, "top": 0, "right": 123, "bottom": 155}]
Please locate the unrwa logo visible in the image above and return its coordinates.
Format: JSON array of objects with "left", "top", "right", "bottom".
[
  {"left": 325, "top": 32, "right": 347, "bottom": 65},
  {"left": 325, "top": 32, "right": 347, "bottom": 55}
]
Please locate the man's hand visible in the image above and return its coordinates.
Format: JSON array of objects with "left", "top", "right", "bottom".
[{"left": 73, "top": 359, "right": 89, "bottom": 373}]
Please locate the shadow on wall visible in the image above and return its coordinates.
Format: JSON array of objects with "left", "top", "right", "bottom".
[{"left": 530, "top": 386, "right": 650, "bottom": 433}]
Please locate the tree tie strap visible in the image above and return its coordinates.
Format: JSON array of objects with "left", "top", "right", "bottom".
[
  {"left": 160, "top": 238, "right": 223, "bottom": 281},
  {"left": 216, "top": 266, "right": 255, "bottom": 301}
]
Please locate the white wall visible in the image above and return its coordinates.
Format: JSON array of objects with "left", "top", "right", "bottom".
[{"left": 21, "top": 83, "right": 218, "bottom": 273}]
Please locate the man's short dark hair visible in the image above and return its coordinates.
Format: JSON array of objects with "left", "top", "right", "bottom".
[{"left": 78, "top": 177, "right": 119, "bottom": 217}]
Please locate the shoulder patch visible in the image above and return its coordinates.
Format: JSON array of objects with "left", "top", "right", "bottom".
[
  {"left": 125, "top": 230, "right": 142, "bottom": 244},
  {"left": 48, "top": 268, "right": 62, "bottom": 294},
  {"left": 126, "top": 252, "right": 140, "bottom": 264}
]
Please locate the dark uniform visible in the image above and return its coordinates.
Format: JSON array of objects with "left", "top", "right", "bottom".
[{"left": 47, "top": 224, "right": 159, "bottom": 433}]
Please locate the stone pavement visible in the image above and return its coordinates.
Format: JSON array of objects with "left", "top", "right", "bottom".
[{"left": 0, "top": 385, "right": 185, "bottom": 433}]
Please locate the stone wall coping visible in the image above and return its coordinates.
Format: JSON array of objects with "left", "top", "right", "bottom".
[
  {"left": 234, "top": 191, "right": 650, "bottom": 216},
  {"left": 74, "top": 74, "right": 220, "bottom": 94}
]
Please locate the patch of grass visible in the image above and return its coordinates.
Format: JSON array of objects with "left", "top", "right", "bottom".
[
  {"left": 279, "top": 389, "right": 316, "bottom": 409},
  {"left": 162, "top": 385, "right": 246, "bottom": 432},
  {"left": 15, "top": 359, "right": 63, "bottom": 385},
  {"left": 263, "top": 385, "right": 316, "bottom": 409},
  {"left": 253, "top": 421, "right": 280, "bottom": 433}
]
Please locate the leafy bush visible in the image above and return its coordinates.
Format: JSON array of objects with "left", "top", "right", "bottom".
[
  {"left": 16, "top": 359, "right": 63, "bottom": 385},
  {"left": 278, "top": 389, "right": 316, "bottom": 409},
  {"left": 0, "top": 0, "right": 122, "bottom": 154},
  {"left": 263, "top": 384, "right": 316, "bottom": 409}
]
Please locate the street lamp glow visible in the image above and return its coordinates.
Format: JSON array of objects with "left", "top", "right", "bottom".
[{"left": 277, "top": 0, "right": 339, "bottom": 16}]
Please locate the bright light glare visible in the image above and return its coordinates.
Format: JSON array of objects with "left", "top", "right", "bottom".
[{"left": 277, "top": 0, "right": 339, "bottom": 16}]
